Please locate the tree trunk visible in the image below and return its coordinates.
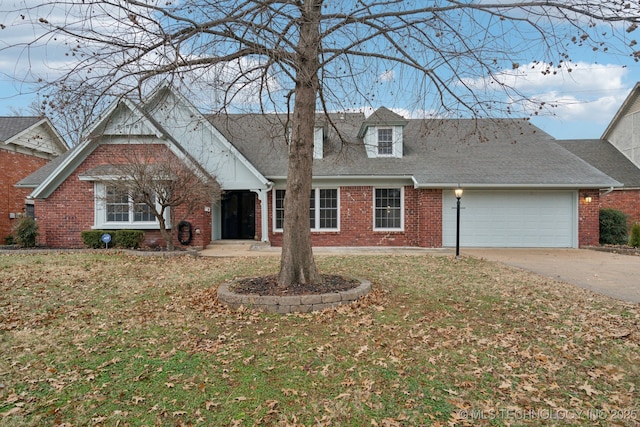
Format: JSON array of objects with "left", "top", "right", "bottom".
[
  {"left": 278, "top": 0, "right": 323, "bottom": 286},
  {"left": 158, "top": 215, "right": 174, "bottom": 251}
]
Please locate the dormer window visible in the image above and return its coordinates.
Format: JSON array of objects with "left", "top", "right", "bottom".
[
  {"left": 377, "top": 128, "right": 393, "bottom": 155},
  {"left": 358, "top": 107, "right": 408, "bottom": 159}
]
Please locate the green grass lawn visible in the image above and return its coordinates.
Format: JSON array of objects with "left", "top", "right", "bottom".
[{"left": 0, "top": 252, "right": 638, "bottom": 426}]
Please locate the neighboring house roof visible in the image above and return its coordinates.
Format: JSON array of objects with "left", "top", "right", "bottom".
[
  {"left": 209, "top": 113, "right": 620, "bottom": 189},
  {"left": 0, "top": 116, "right": 41, "bottom": 141},
  {"left": 0, "top": 116, "right": 68, "bottom": 157},
  {"left": 556, "top": 139, "right": 640, "bottom": 189}
]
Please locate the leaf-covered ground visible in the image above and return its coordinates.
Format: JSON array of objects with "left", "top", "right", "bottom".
[{"left": 0, "top": 252, "right": 638, "bottom": 426}]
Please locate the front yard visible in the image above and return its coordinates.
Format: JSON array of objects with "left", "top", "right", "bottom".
[{"left": 0, "top": 252, "right": 638, "bottom": 426}]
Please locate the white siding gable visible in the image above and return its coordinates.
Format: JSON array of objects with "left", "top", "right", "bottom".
[
  {"left": 101, "top": 106, "right": 163, "bottom": 137},
  {"left": 144, "top": 89, "right": 268, "bottom": 190},
  {"left": 9, "top": 124, "right": 66, "bottom": 157}
]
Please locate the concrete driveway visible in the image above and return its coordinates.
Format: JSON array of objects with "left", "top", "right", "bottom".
[{"left": 464, "top": 248, "right": 640, "bottom": 304}]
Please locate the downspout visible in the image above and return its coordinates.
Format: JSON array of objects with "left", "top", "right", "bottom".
[{"left": 601, "top": 186, "right": 615, "bottom": 196}]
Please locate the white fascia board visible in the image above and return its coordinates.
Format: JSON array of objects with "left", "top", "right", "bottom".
[
  {"left": 83, "top": 96, "right": 125, "bottom": 138},
  {"left": 4, "top": 118, "right": 45, "bottom": 146},
  {"left": 413, "top": 182, "right": 624, "bottom": 190},
  {"left": 268, "top": 175, "right": 415, "bottom": 187}
]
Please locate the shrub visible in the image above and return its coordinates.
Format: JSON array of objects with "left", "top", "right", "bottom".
[
  {"left": 5, "top": 235, "right": 15, "bottom": 245},
  {"left": 630, "top": 223, "right": 640, "bottom": 248},
  {"left": 81, "top": 230, "right": 111, "bottom": 248},
  {"left": 114, "top": 230, "right": 144, "bottom": 249},
  {"left": 599, "top": 208, "right": 629, "bottom": 245},
  {"left": 81, "top": 230, "right": 143, "bottom": 249},
  {"left": 13, "top": 217, "right": 39, "bottom": 248}
]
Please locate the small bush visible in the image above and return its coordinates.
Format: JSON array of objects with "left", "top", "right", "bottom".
[
  {"left": 630, "top": 223, "right": 640, "bottom": 248},
  {"left": 599, "top": 208, "right": 629, "bottom": 245},
  {"left": 81, "top": 230, "right": 143, "bottom": 249},
  {"left": 13, "top": 217, "right": 39, "bottom": 248},
  {"left": 81, "top": 230, "right": 111, "bottom": 248},
  {"left": 114, "top": 230, "right": 144, "bottom": 249},
  {"left": 5, "top": 235, "right": 15, "bottom": 245}
]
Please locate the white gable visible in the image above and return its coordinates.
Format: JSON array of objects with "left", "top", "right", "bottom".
[
  {"left": 607, "top": 101, "right": 640, "bottom": 167},
  {"left": 143, "top": 87, "right": 269, "bottom": 190},
  {"left": 3, "top": 119, "right": 67, "bottom": 158}
]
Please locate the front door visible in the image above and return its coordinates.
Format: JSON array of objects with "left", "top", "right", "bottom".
[{"left": 221, "top": 191, "right": 256, "bottom": 239}]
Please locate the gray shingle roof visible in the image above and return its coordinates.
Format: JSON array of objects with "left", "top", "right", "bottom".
[
  {"left": 0, "top": 116, "right": 42, "bottom": 142},
  {"left": 208, "top": 114, "right": 619, "bottom": 188},
  {"left": 15, "top": 149, "right": 73, "bottom": 187},
  {"left": 557, "top": 139, "right": 640, "bottom": 188}
]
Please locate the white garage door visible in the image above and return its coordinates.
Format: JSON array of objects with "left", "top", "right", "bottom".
[{"left": 442, "top": 190, "right": 577, "bottom": 248}]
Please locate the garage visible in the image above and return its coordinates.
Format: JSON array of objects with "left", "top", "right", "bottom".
[{"left": 442, "top": 190, "right": 577, "bottom": 248}]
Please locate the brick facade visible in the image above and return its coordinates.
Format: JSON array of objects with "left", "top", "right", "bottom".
[
  {"left": 34, "top": 144, "right": 212, "bottom": 249},
  {"left": 0, "top": 149, "right": 49, "bottom": 241},
  {"left": 578, "top": 189, "right": 600, "bottom": 247},
  {"left": 268, "top": 186, "right": 443, "bottom": 247},
  {"left": 266, "top": 186, "right": 598, "bottom": 248},
  {"left": 601, "top": 189, "right": 640, "bottom": 229},
  {"left": 31, "top": 141, "right": 602, "bottom": 249}
]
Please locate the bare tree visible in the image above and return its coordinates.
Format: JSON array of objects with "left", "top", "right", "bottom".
[
  {"left": 102, "top": 144, "right": 221, "bottom": 251},
  {"left": 2, "top": 0, "right": 639, "bottom": 285}
]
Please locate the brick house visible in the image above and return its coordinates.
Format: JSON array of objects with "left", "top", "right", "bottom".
[
  {"left": 558, "top": 83, "right": 640, "bottom": 229},
  {"left": 22, "top": 83, "right": 620, "bottom": 249},
  {"left": 0, "top": 117, "right": 68, "bottom": 242}
]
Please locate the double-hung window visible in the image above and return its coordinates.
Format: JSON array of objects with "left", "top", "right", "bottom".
[
  {"left": 377, "top": 128, "right": 393, "bottom": 155},
  {"left": 106, "top": 186, "right": 157, "bottom": 224},
  {"left": 274, "top": 188, "right": 339, "bottom": 231},
  {"left": 95, "top": 184, "right": 162, "bottom": 228},
  {"left": 374, "top": 188, "right": 403, "bottom": 230}
]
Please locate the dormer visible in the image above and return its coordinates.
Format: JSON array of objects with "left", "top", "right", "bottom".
[{"left": 358, "top": 107, "right": 408, "bottom": 158}]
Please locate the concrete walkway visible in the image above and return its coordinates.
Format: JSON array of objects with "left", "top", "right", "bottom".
[{"left": 200, "top": 242, "right": 640, "bottom": 304}]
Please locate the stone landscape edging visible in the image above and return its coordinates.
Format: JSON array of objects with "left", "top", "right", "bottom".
[{"left": 217, "top": 277, "right": 372, "bottom": 314}]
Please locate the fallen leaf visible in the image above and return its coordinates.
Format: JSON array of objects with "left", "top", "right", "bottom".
[{"left": 578, "top": 381, "right": 600, "bottom": 397}]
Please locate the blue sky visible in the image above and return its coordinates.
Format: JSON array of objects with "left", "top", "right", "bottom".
[{"left": 1, "top": 1, "right": 639, "bottom": 141}]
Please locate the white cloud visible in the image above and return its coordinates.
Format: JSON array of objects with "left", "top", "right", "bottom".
[
  {"left": 378, "top": 70, "right": 395, "bottom": 82},
  {"left": 461, "top": 60, "right": 630, "bottom": 127}
]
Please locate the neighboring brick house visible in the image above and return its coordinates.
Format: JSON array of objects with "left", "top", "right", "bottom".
[
  {"left": 557, "top": 139, "right": 640, "bottom": 228},
  {"left": 0, "top": 117, "right": 68, "bottom": 242},
  {"left": 22, "top": 83, "right": 620, "bottom": 249},
  {"left": 596, "top": 82, "right": 640, "bottom": 228}
]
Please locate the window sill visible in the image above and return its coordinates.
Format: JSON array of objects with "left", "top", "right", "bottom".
[{"left": 93, "top": 224, "right": 168, "bottom": 230}]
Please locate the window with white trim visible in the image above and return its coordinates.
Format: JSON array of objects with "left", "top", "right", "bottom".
[
  {"left": 377, "top": 128, "right": 393, "bottom": 155},
  {"left": 374, "top": 188, "right": 403, "bottom": 230},
  {"left": 274, "top": 188, "right": 339, "bottom": 231},
  {"left": 105, "top": 186, "right": 157, "bottom": 224},
  {"left": 95, "top": 183, "right": 166, "bottom": 229}
]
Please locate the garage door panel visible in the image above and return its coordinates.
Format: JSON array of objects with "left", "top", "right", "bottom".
[{"left": 442, "top": 190, "right": 576, "bottom": 248}]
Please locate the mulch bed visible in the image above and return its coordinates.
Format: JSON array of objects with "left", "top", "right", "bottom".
[{"left": 230, "top": 274, "right": 360, "bottom": 296}]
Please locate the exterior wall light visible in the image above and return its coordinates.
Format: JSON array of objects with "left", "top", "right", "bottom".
[{"left": 585, "top": 196, "right": 592, "bottom": 203}]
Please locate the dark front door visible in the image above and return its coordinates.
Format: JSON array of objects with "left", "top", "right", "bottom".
[{"left": 221, "top": 191, "right": 256, "bottom": 239}]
